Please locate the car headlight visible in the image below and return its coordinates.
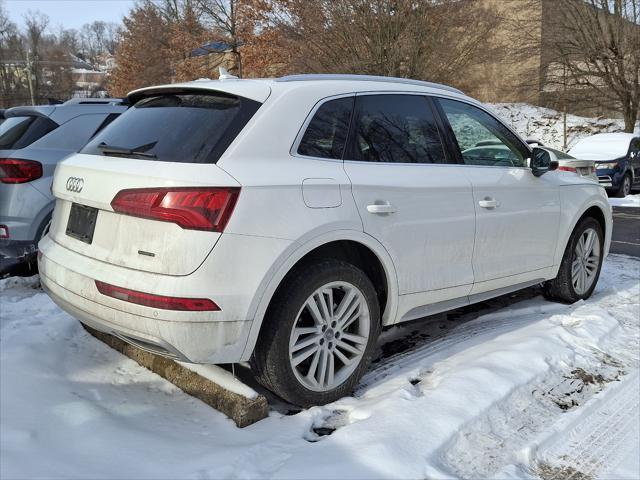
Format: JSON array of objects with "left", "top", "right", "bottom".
[{"left": 595, "top": 162, "right": 617, "bottom": 169}]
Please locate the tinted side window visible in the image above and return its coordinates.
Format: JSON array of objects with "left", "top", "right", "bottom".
[
  {"left": 0, "top": 116, "right": 58, "bottom": 150},
  {"left": 347, "top": 95, "right": 445, "bottom": 164},
  {"left": 298, "top": 97, "right": 353, "bottom": 159},
  {"left": 438, "top": 98, "right": 529, "bottom": 167},
  {"left": 82, "top": 93, "right": 260, "bottom": 163},
  {"left": 29, "top": 114, "right": 112, "bottom": 151}
]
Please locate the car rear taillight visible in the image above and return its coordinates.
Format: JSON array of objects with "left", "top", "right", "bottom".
[
  {"left": 110, "top": 187, "right": 240, "bottom": 232},
  {"left": 0, "top": 159, "right": 43, "bottom": 184},
  {"left": 95, "top": 280, "right": 220, "bottom": 311},
  {"left": 0, "top": 225, "right": 8, "bottom": 239},
  {"left": 558, "top": 166, "right": 577, "bottom": 173}
]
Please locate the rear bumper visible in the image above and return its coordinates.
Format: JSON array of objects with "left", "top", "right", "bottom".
[
  {"left": 0, "top": 239, "right": 37, "bottom": 273},
  {"left": 38, "top": 239, "right": 253, "bottom": 363}
]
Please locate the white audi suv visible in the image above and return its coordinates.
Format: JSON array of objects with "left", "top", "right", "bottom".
[{"left": 38, "top": 75, "right": 612, "bottom": 406}]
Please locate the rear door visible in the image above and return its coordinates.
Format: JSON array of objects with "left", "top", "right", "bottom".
[
  {"left": 49, "top": 90, "right": 261, "bottom": 276},
  {"left": 343, "top": 93, "right": 476, "bottom": 298},
  {"left": 435, "top": 97, "right": 561, "bottom": 293}
]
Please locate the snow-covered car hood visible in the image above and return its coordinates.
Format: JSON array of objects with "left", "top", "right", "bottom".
[{"left": 569, "top": 152, "right": 620, "bottom": 162}]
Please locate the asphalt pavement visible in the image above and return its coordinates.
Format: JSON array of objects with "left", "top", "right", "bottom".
[{"left": 611, "top": 206, "right": 640, "bottom": 257}]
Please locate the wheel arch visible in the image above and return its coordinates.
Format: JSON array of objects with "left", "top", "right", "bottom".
[
  {"left": 240, "top": 230, "right": 399, "bottom": 361},
  {"left": 579, "top": 205, "right": 607, "bottom": 237},
  {"left": 553, "top": 191, "right": 611, "bottom": 272},
  {"left": 29, "top": 199, "right": 55, "bottom": 242}
]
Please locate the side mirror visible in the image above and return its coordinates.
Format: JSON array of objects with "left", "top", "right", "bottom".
[{"left": 530, "top": 147, "right": 559, "bottom": 177}]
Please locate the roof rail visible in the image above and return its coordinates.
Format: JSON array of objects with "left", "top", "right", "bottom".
[
  {"left": 276, "top": 74, "right": 463, "bottom": 95},
  {"left": 63, "top": 98, "right": 127, "bottom": 106}
]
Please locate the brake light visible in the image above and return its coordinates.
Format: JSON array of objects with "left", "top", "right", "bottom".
[
  {"left": 110, "top": 187, "right": 240, "bottom": 232},
  {"left": 0, "top": 159, "right": 43, "bottom": 184},
  {"left": 95, "top": 280, "right": 220, "bottom": 311},
  {"left": 0, "top": 225, "right": 8, "bottom": 239},
  {"left": 558, "top": 166, "right": 577, "bottom": 172}
]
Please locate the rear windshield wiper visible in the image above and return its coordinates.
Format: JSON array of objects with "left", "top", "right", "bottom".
[{"left": 97, "top": 142, "right": 157, "bottom": 159}]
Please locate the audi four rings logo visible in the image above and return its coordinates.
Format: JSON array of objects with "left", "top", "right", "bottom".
[{"left": 66, "top": 177, "right": 84, "bottom": 193}]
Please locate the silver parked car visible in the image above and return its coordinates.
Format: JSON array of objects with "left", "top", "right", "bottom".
[{"left": 0, "top": 98, "right": 127, "bottom": 274}]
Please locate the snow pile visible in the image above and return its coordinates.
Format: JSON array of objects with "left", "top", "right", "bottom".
[
  {"left": 1, "top": 256, "right": 639, "bottom": 479},
  {"left": 488, "top": 103, "right": 639, "bottom": 151},
  {"left": 609, "top": 194, "right": 640, "bottom": 208}
]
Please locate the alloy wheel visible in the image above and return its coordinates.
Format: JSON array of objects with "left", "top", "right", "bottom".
[
  {"left": 623, "top": 176, "right": 631, "bottom": 197},
  {"left": 571, "top": 227, "right": 600, "bottom": 296},
  {"left": 288, "top": 281, "right": 370, "bottom": 392}
]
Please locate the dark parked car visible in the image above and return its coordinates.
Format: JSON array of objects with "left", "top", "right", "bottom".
[{"left": 569, "top": 133, "right": 640, "bottom": 197}]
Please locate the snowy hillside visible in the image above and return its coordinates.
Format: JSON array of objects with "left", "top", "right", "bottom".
[{"left": 488, "top": 103, "right": 639, "bottom": 151}]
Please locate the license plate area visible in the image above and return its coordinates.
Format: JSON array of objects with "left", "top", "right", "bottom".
[{"left": 66, "top": 203, "right": 98, "bottom": 244}]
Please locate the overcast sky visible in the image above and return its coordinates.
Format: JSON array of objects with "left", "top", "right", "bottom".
[{"left": 5, "top": 0, "right": 135, "bottom": 30}]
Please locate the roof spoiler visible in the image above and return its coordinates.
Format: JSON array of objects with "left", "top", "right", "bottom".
[{"left": 4, "top": 106, "right": 55, "bottom": 119}]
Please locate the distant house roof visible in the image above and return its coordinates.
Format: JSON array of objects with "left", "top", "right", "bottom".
[{"left": 190, "top": 41, "right": 236, "bottom": 57}]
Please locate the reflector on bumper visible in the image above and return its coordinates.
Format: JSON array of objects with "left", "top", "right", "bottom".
[{"left": 95, "top": 280, "right": 220, "bottom": 311}]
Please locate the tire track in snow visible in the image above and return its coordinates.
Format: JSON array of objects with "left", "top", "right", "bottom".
[
  {"left": 359, "top": 299, "right": 567, "bottom": 392},
  {"left": 440, "top": 359, "right": 626, "bottom": 479},
  {"left": 437, "top": 293, "right": 639, "bottom": 480},
  {"left": 534, "top": 371, "right": 640, "bottom": 480}
]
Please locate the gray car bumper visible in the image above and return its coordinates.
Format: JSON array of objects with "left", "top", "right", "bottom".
[{"left": 0, "top": 239, "right": 37, "bottom": 274}]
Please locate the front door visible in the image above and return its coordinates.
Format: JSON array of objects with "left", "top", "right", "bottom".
[
  {"left": 435, "top": 97, "right": 561, "bottom": 293},
  {"left": 343, "top": 94, "right": 476, "bottom": 297}
]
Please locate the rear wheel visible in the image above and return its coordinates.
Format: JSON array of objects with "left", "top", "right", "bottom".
[
  {"left": 251, "top": 260, "right": 381, "bottom": 407},
  {"left": 544, "top": 217, "right": 604, "bottom": 303}
]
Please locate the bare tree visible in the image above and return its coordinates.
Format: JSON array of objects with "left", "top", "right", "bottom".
[
  {"left": 22, "top": 11, "right": 49, "bottom": 103},
  {"left": 0, "top": 1, "right": 30, "bottom": 106},
  {"left": 151, "top": 0, "right": 203, "bottom": 22},
  {"left": 552, "top": 0, "right": 640, "bottom": 132},
  {"left": 195, "top": 0, "right": 255, "bottom": 77},
  {"left": 269, "top": 0, "right": 498, "bottom": 88}
]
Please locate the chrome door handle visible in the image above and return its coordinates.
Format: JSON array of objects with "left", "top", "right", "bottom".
[
  {"left": 478, "top": 198, "right": 499, "bottom": 209},
  {"left": 367, "top": 203, "right": 397, "bottom": 214}
]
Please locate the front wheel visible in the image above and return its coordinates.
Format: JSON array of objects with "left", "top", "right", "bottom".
[
  {"left": 251, "top": 260, "right": 381, "bottom": 407},
  {"left": 614, "top": 173, "right": 631, "bottom": 198},
  {"left": 544, "top": 217, "right": 604, "bottom": 303}
]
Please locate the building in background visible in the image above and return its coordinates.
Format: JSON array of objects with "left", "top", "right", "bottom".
[{"left": 463, "top": 0, "right": 639, "bottom": 120}]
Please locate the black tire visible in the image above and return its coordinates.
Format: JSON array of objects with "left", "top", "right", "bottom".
[
  {"left": 614, "top": 173, "right": 632, "bottom": 198},
  {"left": 543, "top": 217, "right": 604, "bottom": 303},
  {"left": 251, "top": 259, "right": 381, "bottom": 407}
]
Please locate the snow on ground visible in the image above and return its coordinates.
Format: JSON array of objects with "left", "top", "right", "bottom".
[
  {"left": 488, "top": 103, "right": 640, "bottom": 151},
  {"left": 1, "top": 255, "right": 639, "bottom": 479},
  {"left": 609, "top": 194, "right": 640, "bottom": 208}
]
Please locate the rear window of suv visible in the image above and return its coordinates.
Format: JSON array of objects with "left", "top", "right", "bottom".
[
  {"left": 0, "top": 116, "right": 58, "bottom": 150},
  {"left": 81, "top": 92, "right": 261, "bottom": 163}
]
